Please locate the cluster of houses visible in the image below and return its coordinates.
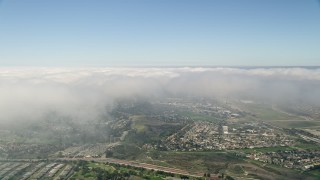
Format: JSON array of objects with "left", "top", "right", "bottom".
[
  {"left": 154, "top": 121, "right": 293, "bottom": 151},
  {"left": 246, "top": 150, "right": 320, "bottom": 170}
]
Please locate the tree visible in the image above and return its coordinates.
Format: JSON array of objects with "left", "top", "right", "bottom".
[{"left": 106, "top": 150, "right": 113, "bottom": 157}]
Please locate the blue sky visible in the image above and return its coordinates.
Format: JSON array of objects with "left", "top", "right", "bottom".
[{"left": 0, "top": 0, "right": 319, "bottom": 66}]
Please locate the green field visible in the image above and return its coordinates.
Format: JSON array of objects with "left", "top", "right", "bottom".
[
  {"left": 131, "top": 115, "right": 148, "bottom": 133},
  {"left": 294, "top": 142, "right": 320, "bottom": 150},
  {"left": 178, "top": 111, "right": 221, "bottom": 122},
  {"left": 269, "top": 120, "right": 320, "bottom": 128},
  {"left": 236, "top": 146, "right": 296, "bottom": 153},
  {"left": 239, "top": 103, "right": 302, "bottom": 121},
  {"left": 306, "top": 126, "right": 320, "bottom": 130},
  {"left": 88, "top": 162, "right": 115, "bottom": 172},
  {"left": 307, "top": 170, "right": 320, "bottom": 179},
  {"left": 255, "top": 107, "right": 296, "bottom": 120},
  {"left": 235, "top": 103, "right": 320, "bottom": 129}
]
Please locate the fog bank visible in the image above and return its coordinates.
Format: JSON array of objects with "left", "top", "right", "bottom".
[{"left": 0, "top": 67, "right": 319, "bottom": 123}]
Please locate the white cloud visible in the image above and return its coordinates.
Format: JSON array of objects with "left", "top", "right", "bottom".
[{"left": 0, "top": 67, "right": 319, "bottom": 123}]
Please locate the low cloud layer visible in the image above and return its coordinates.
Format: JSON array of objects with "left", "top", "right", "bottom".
[{"left": 0, "top": 67, "right": 319, "bottom": 123}]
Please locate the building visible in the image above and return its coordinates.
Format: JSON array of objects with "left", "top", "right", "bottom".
[{"left": 222, "top": 126, "right": 228, "bottom": 134}]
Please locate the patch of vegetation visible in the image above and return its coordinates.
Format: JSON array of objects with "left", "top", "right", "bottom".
[
  {"left": 178, "top": 111, "right": 221, "bottom": 122},
  {"left": 132, "top": 115, "right": 148, "bottom": 133},
  {"left": 307, "top": 169, "right": 320, "bottom": 179},
  {"left": 229, "top": 165, "right": 245, "bottom": 174},
  {"left": 125, "top": 115, "right": 183, "bottom": 147},
  {"left": 71, "top": 160, "right": 195, "bottom": 180},
  {"left": 237, "top": 146, "right": 296, "bottom": 153},
  {"left": 270, "top": 121, "right": 320, "bottom": 128},
  {"left": 149, "top": 151, "right": 242, "bottom": 174},
  {"left": 108, "top": 144, "right": 143, "bottom": 160},
  {"left": 241, "top": 104, "right": 299, "bottom": 121},
  {"left": 295, "top": 141, "right": 320, "bottom": 150}
]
